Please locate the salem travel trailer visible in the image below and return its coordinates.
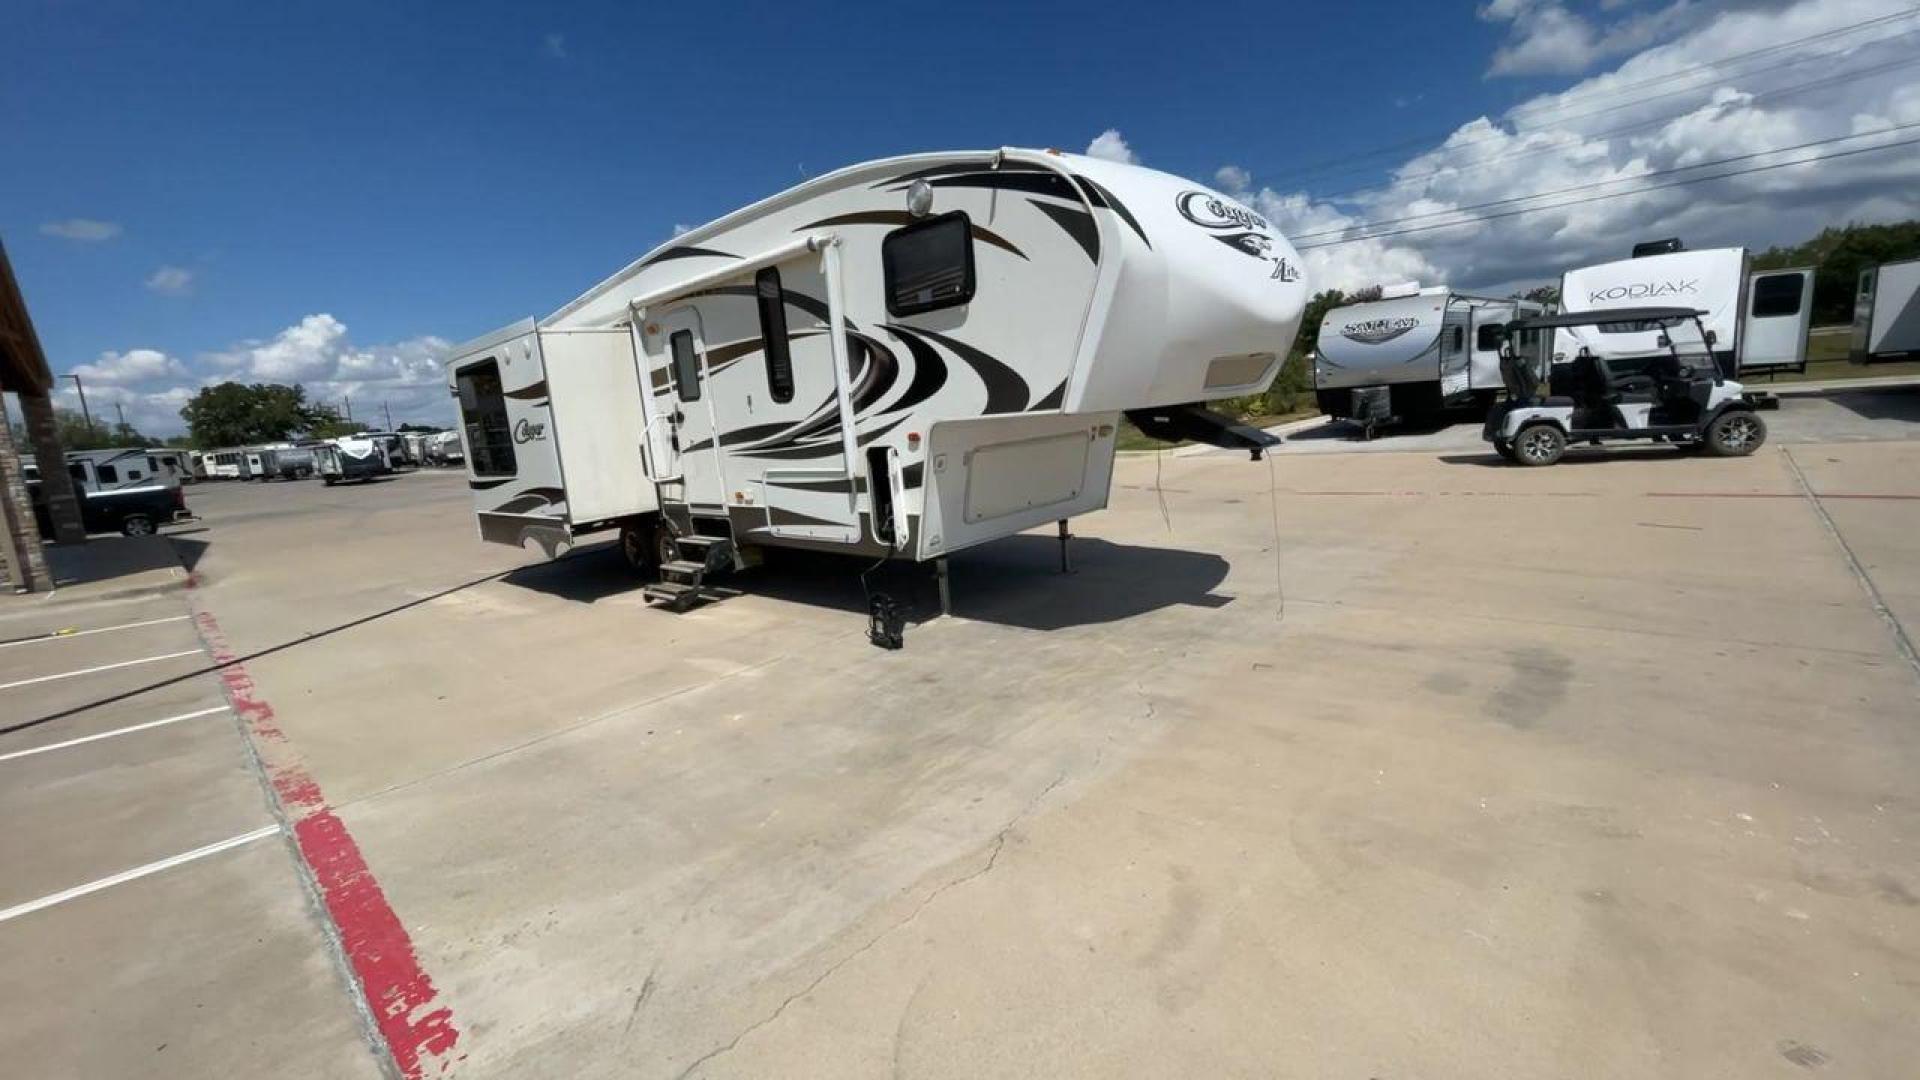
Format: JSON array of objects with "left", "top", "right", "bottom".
[
  {"left": 1312, "top": 285, "right": 1544, "bottom": 426},
  {"left": 1557, "top": 242, "right": 1814, "bottom": 376},
  {"left": 447, "top": 147, "right": 1304, "bottom": 609},
  {"left": 315, "top": 436, "right": 393, "bottom": 485},
  {"left": 1850, "top": 257, "right": 1920, "bottom": 362}
]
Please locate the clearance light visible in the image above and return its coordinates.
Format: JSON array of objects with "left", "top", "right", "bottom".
[{"left": 906, "top": 432, "right": 921, "bottom": 450}]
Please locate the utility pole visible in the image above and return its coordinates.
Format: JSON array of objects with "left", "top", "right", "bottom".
[
  {"left": 114, "top": 401, "right": 127, "bottom": 432},
  {"left": 65, "top": 373, "right": 94, "bottom": 437},
  {"left": 382, "top": 400, "right": 394, "bottom": 431},
  {"left": 343, "top": 395, "right": 352, "bottom": 422}
]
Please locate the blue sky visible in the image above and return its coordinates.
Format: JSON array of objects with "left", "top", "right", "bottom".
[{"left": 6, "top": 0, "right": 1917, "bottom": 432}]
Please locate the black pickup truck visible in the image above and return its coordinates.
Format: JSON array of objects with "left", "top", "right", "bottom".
[{"left": 27, "top": 476, "right": 192, "bottom": 537}]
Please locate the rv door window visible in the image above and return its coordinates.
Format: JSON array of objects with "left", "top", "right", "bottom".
[
  {"left": 1476, "top": 324, "right": 1502, "bottom": 351},
  {"left": 670, "top": 329, "right": 701, "bottom": 402},
  {"left": 1450, "top": 326, "right": 1465, "bottom": 352},
  {"left": 756, "top": 268, "right": 795, "bottom": 403},
  {"left": 1751, "top": 274, "right": 1804, "bottom": 318},
  {"left": 456, "top": 359, "right": 517, "bottom": 477},
  {"left": 883, "top": 211, "right": 975, "bottom": 317},
  {"left": 96, "top": 464, "right": 119, "bottom": 484}
]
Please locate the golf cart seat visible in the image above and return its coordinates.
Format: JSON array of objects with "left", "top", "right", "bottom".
[{"left": 1500, "top": 347, "right": 1572, "bottom": 407}]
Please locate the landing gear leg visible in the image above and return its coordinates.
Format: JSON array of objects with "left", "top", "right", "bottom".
[
  {"left": 1057, "top": 519, "right": 1074, "bottom": 574},
  {"left": 936, "top": 556, "right": 952, "bottom": 618}
]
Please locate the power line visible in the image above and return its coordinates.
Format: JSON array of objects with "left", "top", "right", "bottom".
[
  {"left": 1263, "top": 8, "right": 1920, "bottom": 187},
  {"left": 1290, "top": 120, "right": 1920, "bottom": 242},
  {"left": 1307, "top": 49, "right": 1920, "bottom": 203},
  {"left": 1294, "top": 134, "right": 1920, "bottom": 251}
]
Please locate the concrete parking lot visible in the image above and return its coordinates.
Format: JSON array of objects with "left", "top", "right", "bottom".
[{"left": 3, "top": 386, "right": 1918, "bottom": 1079}]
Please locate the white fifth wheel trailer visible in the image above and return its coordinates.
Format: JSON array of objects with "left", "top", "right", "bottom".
[
  {"left": 1313, "top": 285, "right": 1544, "bottom": 427},
  {"left": 1850, "top": 256, "right": 1920, "bottom": 363},
  {"left": 447, "top": 147, "right": 1306, "bottom": 611},
  {"left": 1556, "top": 240, "right": 1814, "bottom": 376}
]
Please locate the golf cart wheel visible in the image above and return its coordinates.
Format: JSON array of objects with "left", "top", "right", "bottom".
[
  {"left": 1513, "top": 423, "right": 1566, "bottom": 466},
  {"left": 1705, "top": 409, "right": 1766, "bottom": 457},
  {"left": 1493, "top": 439, "right": 1518, "bottom": 463},
  {"left": 120, "top": 514, "right": 156, "bottom": 537}
]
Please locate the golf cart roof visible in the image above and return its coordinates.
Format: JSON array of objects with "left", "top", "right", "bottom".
[{"left": 1507, "top": 306, "right": 1706, "bottom": 331}]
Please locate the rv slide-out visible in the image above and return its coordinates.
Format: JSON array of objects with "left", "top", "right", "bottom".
[{"left": 1852, "top": 257, "right": 1920, "bottom": 362}]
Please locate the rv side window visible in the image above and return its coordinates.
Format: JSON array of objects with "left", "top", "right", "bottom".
[
  {"left": 456, "top": 359, "right": 517, "bottom": 477},
  {"left": 68, "top": 463, "right": 88, "bottom": 485},
  {"left": 670, "top": 329, "right": 701, "bottom": 402},
  {"left": 1751, "top": 274, "right": 1803, "bottom": 318},
  {"left": 882, "top": 211, "right": 975, "bottom": 317},
  {"left": 1476, "top": 324, "right": 1502, "bottom": 351},
  {"left": 97, "top": 464, "right": 119, "bottom": 484},
  {"left": 756, "top": 268, "right": 794, "bottom": 404},
  {"left": 1450, "top": 326, "right": 1465, "bottom": 352}
]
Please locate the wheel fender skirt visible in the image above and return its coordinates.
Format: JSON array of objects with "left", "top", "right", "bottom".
[{"left": 1125, "top": 403, "right": 1283, "bottom": 460}]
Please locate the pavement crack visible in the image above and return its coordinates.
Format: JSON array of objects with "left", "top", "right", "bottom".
[
  {"left": 623, "top": 971, "right": 657, "bottom": 1036},
  {"left": 672, "top": 769, "right": 1069, "bottom": 1080}
]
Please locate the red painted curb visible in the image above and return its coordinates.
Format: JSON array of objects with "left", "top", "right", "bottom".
[{"left": 187, "top": 602, "right": 460, "bottom": 1079}]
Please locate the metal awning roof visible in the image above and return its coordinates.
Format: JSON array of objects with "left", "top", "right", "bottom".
[
  {"left": 1507, "top": 306, "right": 1706, "bottom": 331},
  {"left": 0, "top": 238, "right": 53, "bottom": 395}
]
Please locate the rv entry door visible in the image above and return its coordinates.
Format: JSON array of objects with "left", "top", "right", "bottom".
[
  {"left": 1741, "top": 267, "right": 1813, "bottom": 373},
  {"left": 652, "top": 307, "right": 726, "bottom": 510}
]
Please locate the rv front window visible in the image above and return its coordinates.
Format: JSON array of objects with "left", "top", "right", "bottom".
[
  {"left": 883, "top": 211, "right": 975, "bottom": 317},
  {"left": 456, "top": 359, "right": 517, "bottom": 477},
  {"left": 756, "top": 268, "right": 795, "bottom": 404},
  {"left": 1751, "top": 274, "right": 1803, "bottom": 318},
  {"left": 670, "top": 329, "right": 701, "bottom": 402}
]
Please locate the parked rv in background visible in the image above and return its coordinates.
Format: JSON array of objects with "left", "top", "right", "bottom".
[
  {"left": 315, "top": 435, "right": 393, "bottom": 485},
  {"left": 243, "top": 444, "right": 316, "bottom": 481},
  {"left": 1851, "top": 257, "right": 1920, "bottom": 363},
  {"left": 201, "top": 448, "right": 252, "bottom": 480},
  {"left": 1314, "top": 284, "right": 1544, "bottom": 424},
  {"left": 1556, "top": 240, "right": 1813, "bottom": 376},
  {"left": 425, "top": 430, "right": 464, "bottom": 466},
  {"left": 356, "top": 431, "right": 413, "bottom": 467}
]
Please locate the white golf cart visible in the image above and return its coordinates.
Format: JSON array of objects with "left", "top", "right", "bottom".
[{"left": 1485, "top": 306, "right": 1768, "bottom": 467}]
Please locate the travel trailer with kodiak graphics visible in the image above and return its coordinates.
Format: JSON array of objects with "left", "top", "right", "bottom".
[
  {"left": 1313, "top": 285, "right": 1545, "bottom": 429},
  {"left": 1556, "top": 240, "right": 1814, "bottom": 377},
  {"left": 447, "top": 148, "right": 1305, "bottom": 611}
]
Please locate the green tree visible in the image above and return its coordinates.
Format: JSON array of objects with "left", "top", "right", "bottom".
[
  {"left": 179, "top": 382, "right": 329, "bottom": 447},
  {"left": 1752, "top": 220, "right": 1920, "bottom": 325}
]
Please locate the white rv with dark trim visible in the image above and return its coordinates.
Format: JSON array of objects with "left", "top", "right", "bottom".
[
  {"left": 1557, "top": 241, "right": 1814, "bottom": 376},
  {"left": 447, "top": 148, "right": 1305, "bottom": 607},
  {"left": 1850, "top": 256, "right": 1920, "bottom": 363},
  {"left": 1313, "top": 285, "right": 1543, "bottom": 420},
  {"left": 315, "top": 436, "right": 393, "bottom": 485}
]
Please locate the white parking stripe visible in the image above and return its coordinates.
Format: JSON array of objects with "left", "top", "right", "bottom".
[
  {"left": 0, "top": 649, "right": 204, "bottom": 691},
  {"left": 0, "top": 825, "right": 280, "bottom": 924},
  {"left": 0, "top": 705, "right": 229, "bottom": 764},
  {"left": 0, "top": 615, "right": 192, "bottom": 650}
]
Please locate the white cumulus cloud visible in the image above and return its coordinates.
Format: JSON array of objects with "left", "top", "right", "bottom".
[
  {"left": 145, "top": 265, "right": 194, "bottom": 296},
  {"left": 40, "top": 218, "right": 122, "bottom": 242},
  {"left": 1229, "top": 0, "right": 1920, "bottom": 295},
  {"left": 1085, "top": 129, "right": 1139, "bottom": 165}
]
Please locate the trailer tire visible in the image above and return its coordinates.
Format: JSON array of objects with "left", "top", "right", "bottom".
[
  {"left": 1705, "top": 409, "right": 1766, "bottom": 457},
  {"left": 1513, "top": 423, "right": 1565, "bottom": 466},
  {"left": 120, "top": 514, "right": 156, "bottom": 537},
  {"left": 619, "top": 520, "right": 668, "bottom": 576},
  {"left": 323, "top": 477, "right": 337, "bottom": 486}
]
